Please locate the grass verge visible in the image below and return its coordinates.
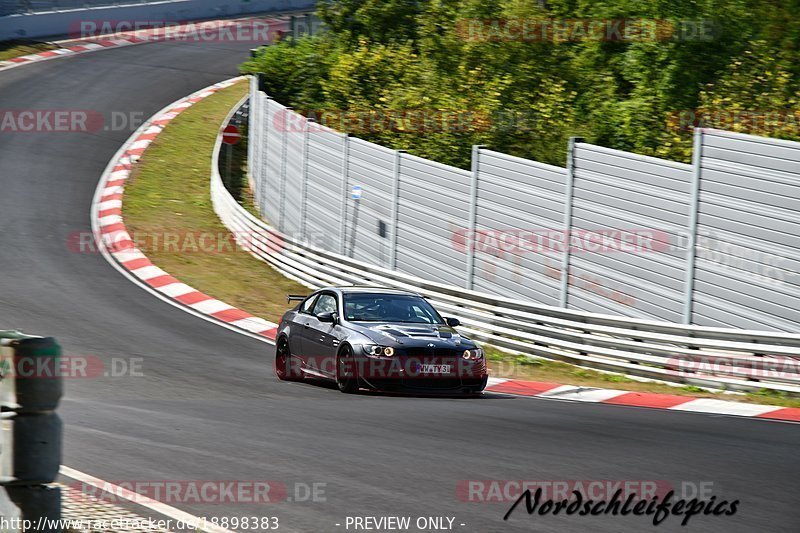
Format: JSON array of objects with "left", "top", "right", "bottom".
[
  {"left": 0, "top": 40, "right": 57, "bottom": 62},
  {"left": 121, "top": 83, "right": 799, "bottom": 408},
  {"left": 123, "top": 81, "right": 308, "bottom": 323}
]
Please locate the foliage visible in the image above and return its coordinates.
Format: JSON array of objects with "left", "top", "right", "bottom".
[{"left": 242, "top": 0, "right": 800, "bottom": 168}]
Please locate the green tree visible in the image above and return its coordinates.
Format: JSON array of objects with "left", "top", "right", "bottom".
[{"left": 242, "top": 0, "right": 799, "bottom": 168}]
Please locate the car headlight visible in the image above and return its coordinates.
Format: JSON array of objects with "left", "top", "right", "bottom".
[
  {"left": 462, "top": 348, "right": 483, "bottom": 361},
  {"left": 366, "top": 345, "right": 395, "bottom": 357}
]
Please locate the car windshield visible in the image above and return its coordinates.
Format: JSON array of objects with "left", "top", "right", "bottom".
[{"left": 343, "top": 293, "right": 445, "bottom": 324}]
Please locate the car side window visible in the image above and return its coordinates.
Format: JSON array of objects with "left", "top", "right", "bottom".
[
  {"left": 300, "top": 295, "right": 318, "bottom": 314},
  {"left": 312, "top": 294, "right": 337, "bottom": 316}
]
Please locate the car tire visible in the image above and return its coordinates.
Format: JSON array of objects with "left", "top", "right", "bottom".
[
  {"left": 336, "top": 345, "right": 359, "bottom": 394},
  {"left": 275, "top": 336, "right": 303, "bottom": 381}
]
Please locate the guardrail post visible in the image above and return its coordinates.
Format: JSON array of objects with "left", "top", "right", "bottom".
[
  {"left": 0, "top": 333, "right": 63, "bottom": 533},
  {"left": 259, "top": 96, "right": 272, "bottom": 218},
  {"left": 559, "top": 137, "right": 583, "bottom": 308},
  {"left": 465, "top": 145, "right": 485, "bottom": 290},
  {"left": 682, "top": 129, "right": 704, "bottom": 324},
  {"left": 388, "top": 150, "right": 406, "bottom": 270},
  {"left": 253, "top": 96, "right": 262, "bottom": 209},
  {"left": 340, "top": 134, "right": 351, "bottom": 256},
  {"left": 278, "top": 107, "right": 291, "bottom": 232},
  {"left": 247, "top": 78, "right": 257, "bottom": 192},
  {"left": 300, "top": 118, "right": 313, "bottom": 242}
]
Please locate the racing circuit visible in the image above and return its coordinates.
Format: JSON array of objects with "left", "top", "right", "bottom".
[{"left": 0, "top": 20, "right": 798, "bottom": 533}]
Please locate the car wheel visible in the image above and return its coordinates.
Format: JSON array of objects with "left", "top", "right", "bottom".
[
  {"left": 275, "top": 336, "right": 302, "bottom": 381},
  {"left": 336, "top": 345, "right": 359, "bottom": 394}
]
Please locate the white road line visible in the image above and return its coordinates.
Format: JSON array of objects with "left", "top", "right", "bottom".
[{"left": 60, "top": 466, "right": 234, "bottom": 533}]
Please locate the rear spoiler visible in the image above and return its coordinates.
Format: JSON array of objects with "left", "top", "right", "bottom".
[{"left": 287, "top": 295, "right": 307, "bottom": 304}]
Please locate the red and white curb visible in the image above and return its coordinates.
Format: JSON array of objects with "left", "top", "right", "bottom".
[
  {"left": 485, "top": 377, "right": 800, "bottom": 422},
  {"left": 0, "top": 36, "right": 148, "bottom": 71},
  {"left": 0, "top": 16, "right": 289, "bottom": 73},
  {"left": 0, "top": 42, "right": 113, "bottom": 72},
  {"left": 91, "top": 77, "right": 279, "bottom": 343}
]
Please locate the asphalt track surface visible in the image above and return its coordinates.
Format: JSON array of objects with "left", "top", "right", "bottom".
[{"left": 0, "top": 39, "right": 798, "bottom": 533}]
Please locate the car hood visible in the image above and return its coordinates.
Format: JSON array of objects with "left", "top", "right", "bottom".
[{"left": 349, "top": 322, "right": 477, "bottom": 349}]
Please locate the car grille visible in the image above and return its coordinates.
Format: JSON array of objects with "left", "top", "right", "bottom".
[{"left": 403, "top": 347, "right": 463, "bottom": 359}]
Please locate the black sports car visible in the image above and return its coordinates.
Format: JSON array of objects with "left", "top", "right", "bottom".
[{"left": 274, "top": 287, "right": 488, "bottom": 394}]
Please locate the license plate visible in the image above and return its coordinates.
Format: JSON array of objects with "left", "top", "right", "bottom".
[{"left": 419, "top": 364, "right": 451, "bottom": 374}]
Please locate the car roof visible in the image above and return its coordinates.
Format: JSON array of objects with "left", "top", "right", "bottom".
[{"left": 322, "top": 286, "right": 423, "bottom": 297}]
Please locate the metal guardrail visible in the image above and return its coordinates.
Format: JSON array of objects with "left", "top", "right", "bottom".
[{"left": 212, "top": 104, "right": 800, "bottom": 395}]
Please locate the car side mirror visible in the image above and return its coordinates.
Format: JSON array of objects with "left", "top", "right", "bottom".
[
  {"left": 445, "top": 317, "right": 460, "bottom": 327},
  {"left": 318, "top": 312, "right": 337, "bottom": 323}
]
